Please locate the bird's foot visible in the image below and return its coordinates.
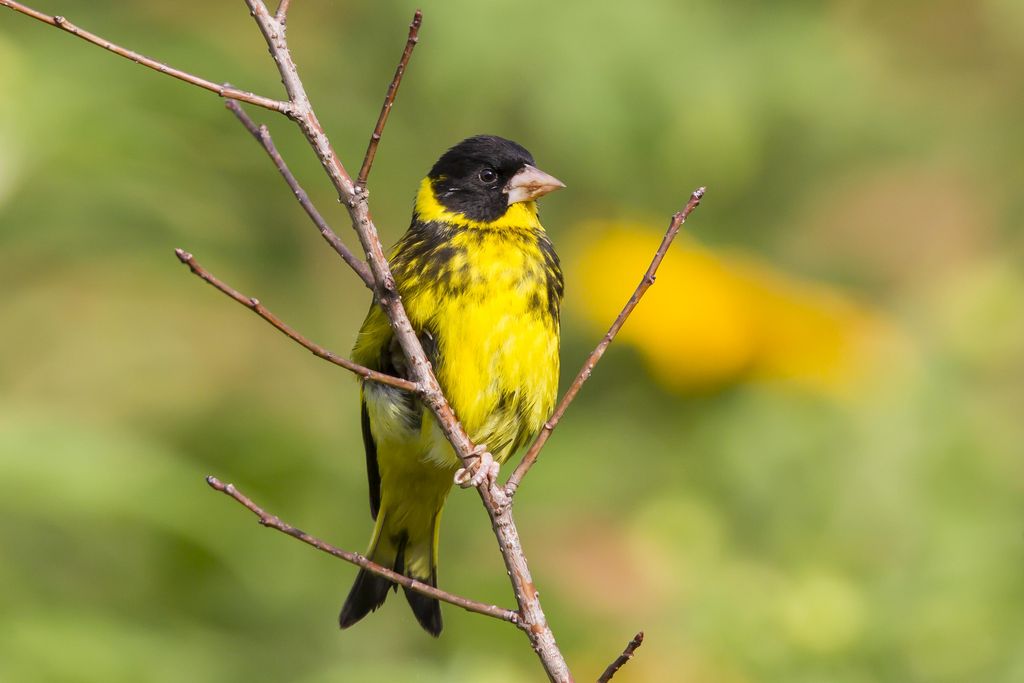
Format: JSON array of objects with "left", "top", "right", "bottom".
[{"left": 454, "top": 444, "right": 500, "bottom": 489}]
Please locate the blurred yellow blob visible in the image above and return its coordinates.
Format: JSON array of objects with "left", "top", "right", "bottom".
[{"left": 568, "top": 222, "right": 896, "bottom": 395}]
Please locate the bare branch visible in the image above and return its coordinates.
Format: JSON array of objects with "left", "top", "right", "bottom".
[
  {"left": 231, "top": 5, "right": 577, "bottom": 678},
  {"left": 505, "top": 187, "right": 706, "bottom": 496},
  {"left": 10, "top": 2, "right": 698, "bottom": 678},
  {"left": 239, "top": 3, "right": 477, "bottom": 493},
  {"left": 173, "top": 248, "right": 416, "bottom": 393},
  {"left": 0, "top": 1, "right": 291, "bottom": 113},
  {"left": 206, "top": 476, "right": 519, "bottom": 624},
  {"left": 356, "top": 9, "right": 423, "bottom": 191},
  {"left": 237, "top": 7, "right": 574, "bottom": 679},
  {"left": 597, "top": 632, "right": 645, "bottom": 683},
  {"left": 224, "top": 100, "right": 375, "bottom": 289},
  {"left": 242, "top": 0, "right": 357, "bottom": 200},
  {"left": 275, "top": 0, "right": 291, "bottom": 24}
]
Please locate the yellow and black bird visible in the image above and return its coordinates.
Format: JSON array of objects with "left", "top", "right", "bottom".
[{"left": 340, "top": 135, "right": 565, "bottom": 636}]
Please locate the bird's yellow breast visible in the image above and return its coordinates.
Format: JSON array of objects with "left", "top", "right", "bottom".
[
  {"left": 354, "top": 184, "right": 562, "bottom": 468},
  {"left": 407, "top": 230, "right": 559, "bottom": 458}
]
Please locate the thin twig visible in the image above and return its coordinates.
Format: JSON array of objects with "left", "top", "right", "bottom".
[
  {"left": 0, "top": 1, "right": 290, "bottom": 114},
  {"left": 207, "top": 476, "right": 519, "bottom": 624},
  {"left": 597, "top": 632, "right": 645, "bottom": 683},
  {"left": 174, "top": 248, "right": 416, "bottom": 392},
  {"left": 355, "top": 9, "right": 422, "bottom": 191},
  {"left": 274, "top": 0, "right": 291, "bottom": 23},
  {"left": 224, "top": 100, "right": 375, "bottom": 288},
  {"left": 505, "top": 187, "right": 706, "bottom": 496}
]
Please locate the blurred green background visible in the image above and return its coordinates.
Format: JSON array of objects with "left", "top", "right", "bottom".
[{"left": 2, "top": 1, "right": 1022, "bottom": 681}]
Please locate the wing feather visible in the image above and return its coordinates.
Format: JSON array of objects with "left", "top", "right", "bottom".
[{"left": 360, "top": 396, "right": 382, "bottom": 520}]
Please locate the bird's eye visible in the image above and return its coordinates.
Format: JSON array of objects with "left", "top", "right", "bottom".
[{"left": 478, "top": 168, "right": 498, "bottom": 184}]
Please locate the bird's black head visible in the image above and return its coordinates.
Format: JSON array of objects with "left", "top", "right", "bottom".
[{"left": 425, "top": 135, "right": 564, "bottom": 223}]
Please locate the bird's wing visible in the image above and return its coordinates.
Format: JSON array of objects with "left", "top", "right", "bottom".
[
  {"left": 352, "top": 297, "right": 441, "bottom": 520},
  {"left": 360, "top": 394, "right": 382, "bottom": 520},
  {"left": 353, "top": 305, "right": 393, "bottom": 521}
]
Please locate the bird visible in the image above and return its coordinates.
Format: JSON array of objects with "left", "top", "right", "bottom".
[{"left": 339, "top": 135, "right": 565, "bottom": 636}]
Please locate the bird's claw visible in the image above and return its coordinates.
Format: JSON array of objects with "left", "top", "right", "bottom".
[{"left": 454, "top": 444, "right": 499, "bottom": 489}]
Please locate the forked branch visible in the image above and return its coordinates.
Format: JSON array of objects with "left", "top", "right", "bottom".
[
  {"left": 229, "top": 7, "right": 575, "bottom": 678},
  {"left": 274, "top": 0, "right": 291, "bottom": 24}
]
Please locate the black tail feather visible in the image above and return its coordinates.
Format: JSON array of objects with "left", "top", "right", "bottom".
[
  {"left": 339, "top": 534, "right": 404, "bottom": 629},
  {"left": 403, "top": 568, "right": 442, "bottom": 637},
  {"left": 339, "top": 533, "right": 443, "bottom": 636},
  {"left": 338, "top": 566, "right": 393, "bottom": 629}
]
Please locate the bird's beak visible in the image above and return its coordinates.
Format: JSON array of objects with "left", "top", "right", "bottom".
[{"left": 504, "top": 164, "right": 566, "bottom": 205}]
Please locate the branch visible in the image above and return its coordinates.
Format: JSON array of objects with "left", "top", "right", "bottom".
[
  {"left": 240, "top": 5, "right": 572, "bottom": 679},
  {"left": 597, "top": 632, "right": 645, "bottom": 683},
  {"left": 9, "top": 2, "right": 705, "bottom": 679},
  {"left": 173, "top": 248, "right": 416, "bottom": 393},
  {"left": 0, "top": 1, "right": 291, "bottom": 113},
  {"left": 505, "top": 187, "right": 706, "bottom": 496},
  {"left": 239, "top": 0, "right": 357, "bottom": 207},
  {"left": 356, "top": 9, "right": 422, "bottom": 191},
  {"left": 224, "top": 99, "right": 375, "bottom": 289},
  {"left": 274, "top": 0, "right": 291, "bottom": 24},
  {"left": 207, "top": 476, "right": 519, "bottom": 624}
]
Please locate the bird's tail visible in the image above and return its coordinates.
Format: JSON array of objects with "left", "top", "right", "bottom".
[{"left": 338, "top": 508, "right": 443, "bottom": 636}]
